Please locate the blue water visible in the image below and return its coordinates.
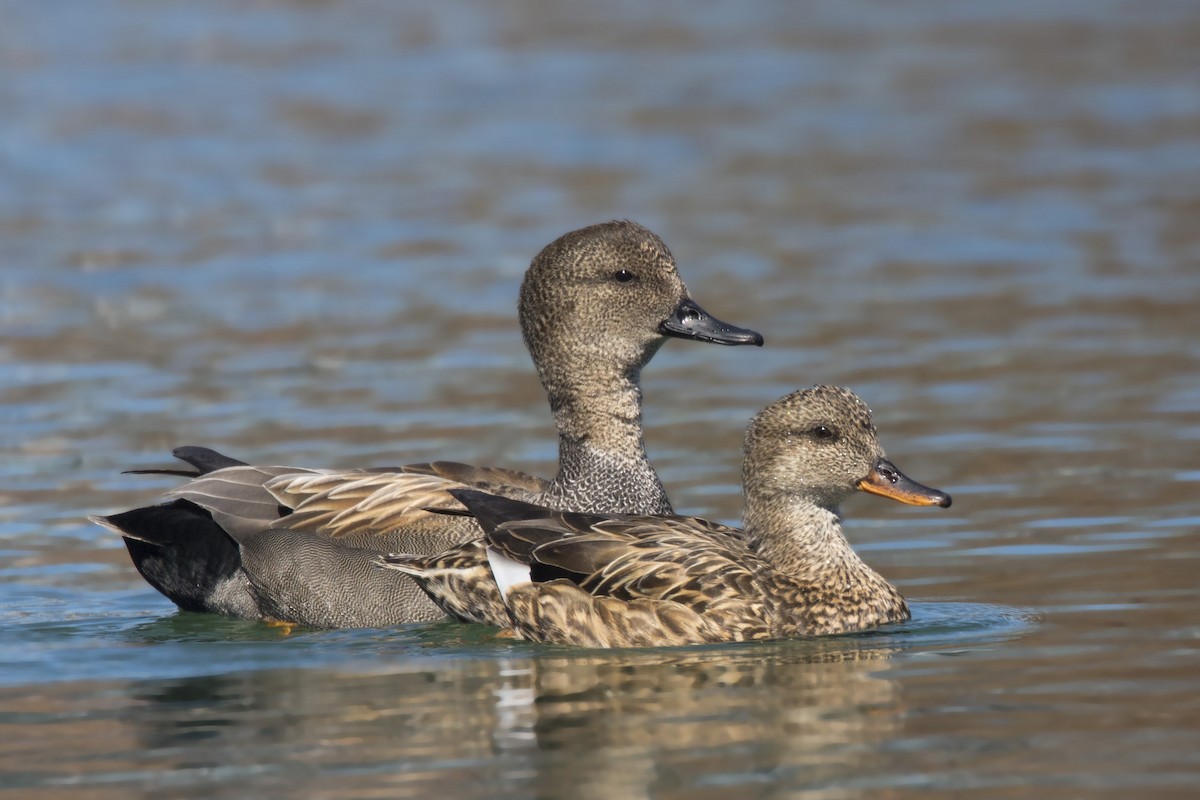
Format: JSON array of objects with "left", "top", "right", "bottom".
[
  {"left": 0, "top": 593, "right": 1037, "bottom": 687},
  {"left": 3, "top": 0, "right": 1199, "bottom": 796}
]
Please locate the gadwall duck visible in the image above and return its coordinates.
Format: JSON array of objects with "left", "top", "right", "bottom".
[
  {"left": 382, "top": 386, "right": 950, "bottom": 646},
  {"left": 92, "top": 220, "right": 763, "bottom": 628}
]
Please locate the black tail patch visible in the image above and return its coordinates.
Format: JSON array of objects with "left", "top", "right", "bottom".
[{"left": 103, "top": 499, "right": 243, "bottom": 613}]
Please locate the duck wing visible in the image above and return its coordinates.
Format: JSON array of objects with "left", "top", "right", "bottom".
[
  {"left": 163, "top": 464, "right": 318, "bottom": 539},
  {"left": 448, "top": 489, "right": 772, "bottom": 646},
  {"left": 397, "top": 461, "right": 549, "bottom": 496},
  {"left": 491, "top": 514, "right": 763, "bottom": 611},
  {"left": 149, "top": 450, "right": 550, "bottom": 544},
  {"left": 262, "top": 464, "right": 549, "bottom": 541}
]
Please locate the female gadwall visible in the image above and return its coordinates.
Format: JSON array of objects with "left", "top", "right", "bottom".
[
  {"left": 383, "top": 386, "right": 950, "bottom": 647},
  {"left": 92, "top": 221, "right": 762, "bottom": 628}
]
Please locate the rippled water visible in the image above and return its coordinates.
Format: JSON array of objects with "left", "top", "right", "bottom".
[{"left": 3, "top": 1, "right": 1199, "bottom": 796}]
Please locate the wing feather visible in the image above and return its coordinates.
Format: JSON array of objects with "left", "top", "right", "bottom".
[
  {"left": 400, "top": 462, "right": 549, "bottom": 496},
  {"left": 263, "top": 472, "right": 471, "bottom": 537},
  {"left": 163, "top": 465, "right": 315, "bottom": 539}
]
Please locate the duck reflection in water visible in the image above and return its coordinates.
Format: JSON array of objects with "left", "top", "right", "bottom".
[{"left": 100, "top": 638, "right": 904, "bottom": 799}]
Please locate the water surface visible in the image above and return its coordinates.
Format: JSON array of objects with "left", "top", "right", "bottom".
[{"left": 2, "top": 1, "right": 1199, "bottom": 796}]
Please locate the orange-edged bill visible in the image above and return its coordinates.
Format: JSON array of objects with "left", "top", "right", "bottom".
[{"left": 856, "top": 458, "right": 952, "bottom": 508}]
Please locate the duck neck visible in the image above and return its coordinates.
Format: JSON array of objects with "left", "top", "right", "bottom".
[
  {"left": 540, "top": 364, "right": 672, "bottom": 516},
  {"left": 743, "top": 493, "right": 906, "bottom": 627},
  {"left": 743, "top": 496, "right": 859, "bottom": 578}
]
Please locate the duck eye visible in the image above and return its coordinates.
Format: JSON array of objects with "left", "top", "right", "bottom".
[
  {"left": 810, "top": 425, "right": 838, "bottom": 442},
  {"left": 614, "top": 269, "right": 636, "bottom": 283}
]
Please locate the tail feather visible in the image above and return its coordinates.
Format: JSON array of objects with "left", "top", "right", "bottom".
[
  {"left": 121, "top": 446, "right": 249, "bottom": 479},
  {"left": 172, "top": 446, "right": 249, "bottom": 473},
  {"left": 122, "top": 468, "right": 204, "bottom": 477}
]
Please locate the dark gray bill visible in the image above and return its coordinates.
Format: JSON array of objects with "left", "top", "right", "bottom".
[{"left": 659, "top": 298, "right": 764, "bottom": 346}]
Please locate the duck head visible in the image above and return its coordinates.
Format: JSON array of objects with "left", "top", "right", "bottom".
[
  {"left": 518, "top": 220, "right": 763, "bottom": 385},
  {"left": 743, "top": 385, "right": 951, "bottom": 512}
]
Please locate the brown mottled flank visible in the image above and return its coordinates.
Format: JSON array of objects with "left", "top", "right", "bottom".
[
  {"left": 380, "top": 539, "right": 509, "bottom": 626},
  {"left": 415, "top": 385, "right": 947, "bottom": 647},
  {"left": 94, "top": 221, "right": 761, "bottom": 629},
  {"left": 382, "top": 506, "right": 748, "bottom": 628}
]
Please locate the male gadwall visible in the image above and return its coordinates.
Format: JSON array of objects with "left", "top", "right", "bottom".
[
  {"left": 92, "top": 220, "right": 763, "bottom": 628},
  {"left": 382, "top": 386, "right": 950, "bottom": 647}
]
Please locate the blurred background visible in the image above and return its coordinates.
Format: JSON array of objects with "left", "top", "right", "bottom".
[{"left": 1, "top": 1, "right": 1198, "bottom": 797}]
